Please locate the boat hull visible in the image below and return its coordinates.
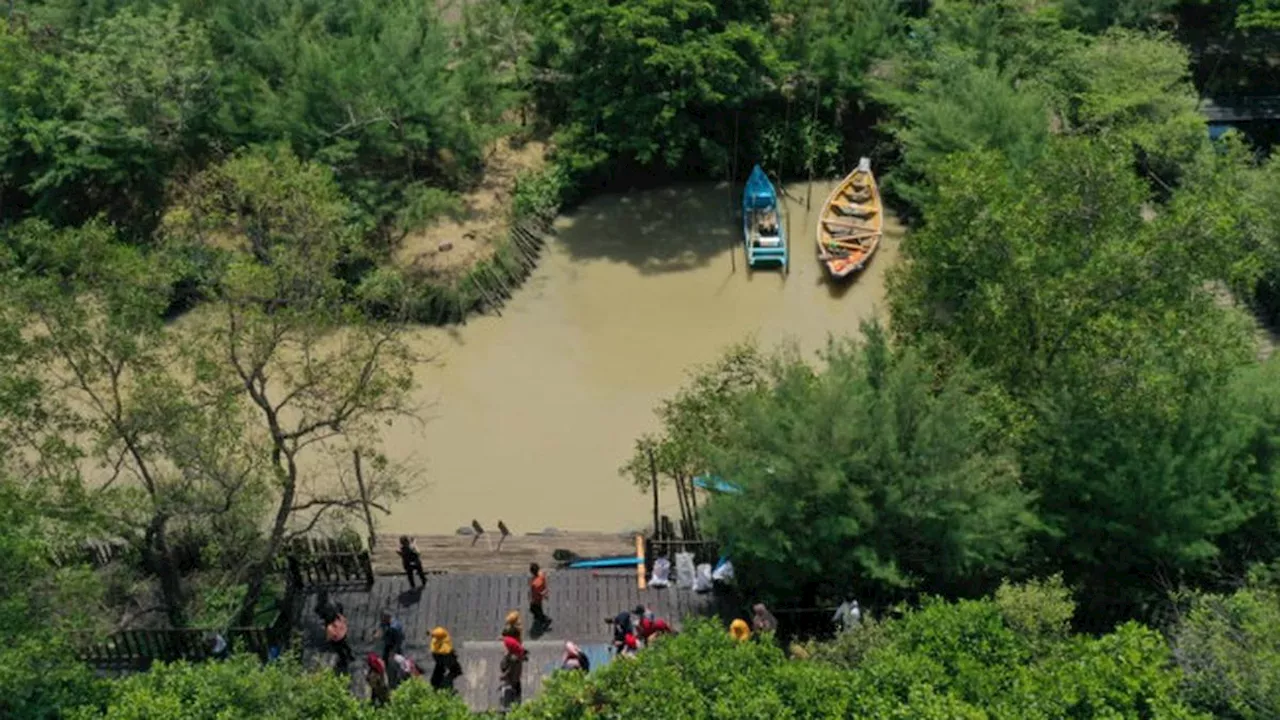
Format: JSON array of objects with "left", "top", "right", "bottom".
[
  {"left": 742, "top": 164, "right": 788, "bottom": 273},
  {"left": 817, "top": 158, "right": 882, "bottom": 281}
]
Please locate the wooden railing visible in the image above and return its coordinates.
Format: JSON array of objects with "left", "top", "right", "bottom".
[
  {"left": 74, "top": 627, "right": 280, "bottom": 671},
  {"left": 284, "top": 550, "right": 375, "bottom": 590},
  {"left": 75, "top": 539, "right": 371, "bottom": 672},
  {"left": 76, "top": 551, "right": 311, "bottom": 672}
]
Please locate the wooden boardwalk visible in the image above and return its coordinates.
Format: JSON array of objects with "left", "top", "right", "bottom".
[
  {"left": 300, "top": 570, "right": 727, "bottom": 711},
  {"left": 370, "top": 532, "right": 639, "bottom": 575}
]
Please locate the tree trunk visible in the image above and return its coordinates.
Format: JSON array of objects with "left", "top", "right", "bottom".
[
  {"left": 353, "top": 450, "right": 377, "bottom": 548},
  {"left": 234, "top": 456, "right": 300, "bottom": 627},
  {"left": 144, "top": 514, "right": 186, "bottom": 628}
]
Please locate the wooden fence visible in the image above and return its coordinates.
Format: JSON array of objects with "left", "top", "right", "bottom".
[
  {"left": 74, "top": 545, "right": 367, "bottom": 672},
  {"left": 74, "top": 627, "right": 280, "bottom": 671},
  {"left": 284, "top": 550, "right": 375, "bottom": 590}
]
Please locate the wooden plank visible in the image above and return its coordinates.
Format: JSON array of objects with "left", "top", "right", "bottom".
[
  {"left": 470, "top": 575, "right": 489, "bottom": 638},
  {"left": 435, "top": 575, "right": 453, "bottom": 637},
  {"left": 485, "top": 573, "right": 503, "bottom": 637},
  {"left": 420, "top": 574, "right": 440, "bottom": 638}
]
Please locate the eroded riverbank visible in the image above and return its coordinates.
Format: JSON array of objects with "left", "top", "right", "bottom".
[{"left": 381, "top": 180, "right": 903, "bottom": 534}]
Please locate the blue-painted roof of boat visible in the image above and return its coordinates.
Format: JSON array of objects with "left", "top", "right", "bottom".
[{"left": 743, "top": 164, "right": 776, "bottom": 209}]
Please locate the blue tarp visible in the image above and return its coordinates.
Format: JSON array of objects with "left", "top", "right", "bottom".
[{"left": 743, "top": 164, "right": 776, "bottom": 210}]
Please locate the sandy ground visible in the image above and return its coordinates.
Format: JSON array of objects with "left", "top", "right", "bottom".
[{"left": 393, "top": 138, "right": 547, "bottom": 279}]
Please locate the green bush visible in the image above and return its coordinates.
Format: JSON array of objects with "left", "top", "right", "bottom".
[
  {"left": 73, "top": 656, "right": 362, "bottom": 720},
  {"left": 1174, "top": 587, "right": 1280, "bottom": 719},
  {"left": 512, "top": 163, "right": 571, "bottom": 219}
]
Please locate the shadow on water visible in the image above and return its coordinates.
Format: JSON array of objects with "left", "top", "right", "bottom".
[{"left": 555, "top": 182, "right": 738, "bottom": 275}]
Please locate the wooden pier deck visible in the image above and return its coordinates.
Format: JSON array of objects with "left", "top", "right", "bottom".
[
  {"left": 370, "top": 531, "right": 640, "bottom": 575},
  {"left": 300, "top": 570, "right": 727, "bottom": 711}
]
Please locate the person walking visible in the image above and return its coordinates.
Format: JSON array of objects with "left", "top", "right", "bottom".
[
  {"left": 377, "top": 611, "right": 406, "bottom": 665},
  {"left": 324, "top": 610, "right": 355, "bottom": 668},
  {"left": 499, "top": 635, "right": 527, "bottom": 711},
  {"left": 429, "top": 626, "right": 463, "bottom": 691},
  {"left": 389, "top": 652, "right": 425, "bottom": 689},
  {"left": 366, "top": 653, "right": 390, "bottom": 707},
  {"left": 561, "top": 641, "right": 590, "bottom": 672},
  {"left": 529, "top": 563, "right": 551, "bottom": 633},
  {"left": 397, "top": 536, "right": 428, "bottom": 588},
  {"left": 501, "top": 610, "right": 523, "bottom": 642},
  {"left": 610, "top": 609, "right": 634, "bottom": 654},
  {"left": 315, "top": 589, "right": 344, "bottom": 625}
]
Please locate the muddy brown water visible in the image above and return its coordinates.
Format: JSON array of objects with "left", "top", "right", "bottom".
[{"left": 383, "top": 180, "right": 903, "bottom": 534}]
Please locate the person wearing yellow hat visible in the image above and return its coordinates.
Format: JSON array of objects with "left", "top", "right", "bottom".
[
  {"left": 502, "top": 610, "right": 523, "bottom": 642},
  {"left": 729, "top": 618, "right": 751, "bottom": 642},
  {"left": 429, "top": 627, "right": 463, "bottom": 691}
]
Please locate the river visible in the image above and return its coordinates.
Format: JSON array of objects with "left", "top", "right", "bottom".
[{"left": 382, "top": 179, "right": 903, "bottom": 534}]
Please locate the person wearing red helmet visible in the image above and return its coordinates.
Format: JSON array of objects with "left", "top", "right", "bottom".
[{"left": 499, "top": 635, "right": 527, "bottom": 710}]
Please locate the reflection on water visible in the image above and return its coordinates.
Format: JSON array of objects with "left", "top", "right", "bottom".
[{"left": 382, "top": 180, "right": 903, "bottom": 534}]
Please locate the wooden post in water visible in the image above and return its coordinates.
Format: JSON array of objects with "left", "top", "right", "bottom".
[
  {"left": 648, "top": 447, "right": 660, "bottom": 539},
  {"left": 352, "top": 450, "right": 376, "bottom": 549},
  {"left": 729, "top": 109, "right": 739, "bottom": 273},
  {"left": 807, "top": 78, "right": 820, "bottom": 211}
]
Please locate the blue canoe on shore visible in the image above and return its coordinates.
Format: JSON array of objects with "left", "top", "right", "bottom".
[
  {"left": 693, "top": 475, "right": 742, "bottom": 494},
  {"left": 742, "top": 164, "right": 788, "bottom": 273},
  {"left": 567, "top": 556, "right": 642, "bottom": 569}
]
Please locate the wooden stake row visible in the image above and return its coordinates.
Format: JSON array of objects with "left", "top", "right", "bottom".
[{"left": 461, "top": 217, "right": 553, "bottom": 320}]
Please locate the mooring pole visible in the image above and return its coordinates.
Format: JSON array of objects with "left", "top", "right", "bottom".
[
  {"left": 648, "top": 447, "right": 660, "bottom": 539},
  {"left": 729, "top": 109, "right": 740, "bottom": 272}
]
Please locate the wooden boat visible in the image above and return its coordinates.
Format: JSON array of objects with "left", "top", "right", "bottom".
[
  {"left": 817, "top": 157, "right": 882, "bottom": 280},
  {"left": 742, "top": 164, "right": 788, "bottom": 273}
]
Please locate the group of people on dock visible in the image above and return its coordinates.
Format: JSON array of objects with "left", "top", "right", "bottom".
[{"left": 319, "top": 537, "right": 783, "bottom": 711}]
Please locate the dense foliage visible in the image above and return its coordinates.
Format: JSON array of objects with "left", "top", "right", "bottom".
[
  {"left": 4, "top": 0, "right": 1280, "bottom": 715},
  {"left": 695, "top": 328, "right": 1035, "bottom": 606}
]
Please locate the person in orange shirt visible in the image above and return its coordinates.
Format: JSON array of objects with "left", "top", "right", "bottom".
[{"left": 529, "top": 563, "right": 552, "bottom": 633}]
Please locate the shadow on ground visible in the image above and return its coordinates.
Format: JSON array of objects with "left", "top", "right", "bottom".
[{"left": 555, "top": 182, "right": 738, "bottom": 275}]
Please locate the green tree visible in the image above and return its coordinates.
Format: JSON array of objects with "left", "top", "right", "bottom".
[
  {"left": 0, "top": 478, "right": 108, "bottom": 720},
  {"left": 529, "top": 0, "right": 779, "bottom": 177},
  {"left": 0, "top": 219, "right": 233, "bottom": 627},
  {"left": 1050, "top": 28, "right": 1206, "bottom": 181},
  {"left": 162, "top": 147, "right": 418, "bottom": 625},
  {"left": 697, "top": 326, "right": 1035, "bottom": 606},
  {"left": 889, "top": 137, "right": 1268, "bottom": 623},
  {"left": 0, "top": 8, "right": 216, "bottom": 230},
  {"left": 1174, "top": 585, "right": 1280, "bottom": 719},
  {"left": 1054, "top": 0, "right": 1178, "bottom": 31},
  {"left": 198, "top": 0, "right": 494, "bottom": 233}
]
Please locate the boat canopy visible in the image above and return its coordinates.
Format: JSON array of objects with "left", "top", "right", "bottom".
[{"left": 743, "top": 164, "right": 776, "bottom": 210}]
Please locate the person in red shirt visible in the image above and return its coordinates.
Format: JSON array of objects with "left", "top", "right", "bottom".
[
  {"left": 529, "top": 563, "right": 552, "bottom": 633},
  {"left": 635, "top": 604, "right": 675, "bottom": 645}
]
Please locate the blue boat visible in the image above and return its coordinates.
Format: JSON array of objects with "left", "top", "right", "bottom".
[
  {"left": 567, "top": 556, "right": 641, "bottom": 569},
  {"left": 742, "top": 165, "right": 788, "bottom": 273},
  {"left": 693, "top": 475, "right": 743, "bottom": 494}
]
